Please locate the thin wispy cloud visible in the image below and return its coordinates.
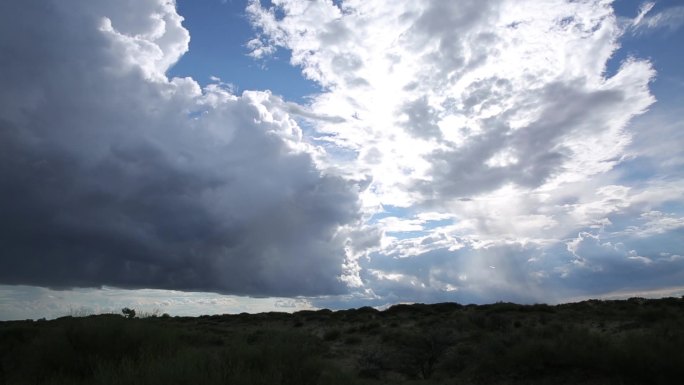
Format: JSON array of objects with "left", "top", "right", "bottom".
[
  {"left": 633, "top": 2, "right": 656, "bottom": 26},
  {"left": 629, "top": 2, "right": 684, "bottom": 34}
]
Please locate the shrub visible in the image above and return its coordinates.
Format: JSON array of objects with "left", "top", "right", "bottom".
[
  {"left": 357, "top": 349, "right": 387, "bottom": 379},
  {"left": 323, "top": 329, "right": 341, "bottom": 341},
  {"left": 121, "top": 308, "right": 136, "bottom": 319},
  {"left": 344, "top": 335, "right": 362, "bottom": 345},
  {"left": 384, "top": 329, "right": 452, "bottom": 379}
]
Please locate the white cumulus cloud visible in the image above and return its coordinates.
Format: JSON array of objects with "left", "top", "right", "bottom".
[{"left": 248, "top": 0, "right": 684, "bottom": 305}]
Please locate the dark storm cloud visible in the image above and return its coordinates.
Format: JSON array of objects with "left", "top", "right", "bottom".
[{"left": 0, "top": 0, "right": 362, "bottom": 296}]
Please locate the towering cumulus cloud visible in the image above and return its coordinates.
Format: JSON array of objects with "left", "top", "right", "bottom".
[{"left": 0, "top": 0, "right": 362, "bottom": 296}]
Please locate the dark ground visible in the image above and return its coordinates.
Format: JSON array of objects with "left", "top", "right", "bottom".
[{"left": 2, "top": 297, "right": 684, "bottom": 384}]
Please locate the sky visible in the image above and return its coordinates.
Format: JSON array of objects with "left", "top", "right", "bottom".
[{"left": 1, "top": 0, "right": 683, "bottom": 320}]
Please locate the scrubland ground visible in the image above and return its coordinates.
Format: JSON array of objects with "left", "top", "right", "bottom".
[{"left": 2, "top": 297, "right": 684, "bottom": 384}]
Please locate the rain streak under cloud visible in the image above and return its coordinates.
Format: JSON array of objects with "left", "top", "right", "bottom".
[{"left": 1, "top": 0, "right": 684, "bottom": 320}]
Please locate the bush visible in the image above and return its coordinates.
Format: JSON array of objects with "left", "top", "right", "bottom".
[
  {"left": 357, "top": 349, "right": 387, "bottom": 379},
  {"left": 121, "top": 308, "right": 136, "bottom": 319},
  {"left": 344, "top": 335, "right": 362, "bottom": 345},
  {"left": 323, "top": 329, "right": 341, "bottom": 341},
  {"left": 384, "top": 328, "right": 452, "bottom": 379}
]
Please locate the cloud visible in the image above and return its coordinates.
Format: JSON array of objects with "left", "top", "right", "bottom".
[
  {"left": 559, "top": 228, "right": 684, "bottom": 292},
  {"left": 332, "top": 215, "right": 684, "bottom": 307},
  {"left": 0, "top": 285, "right": 315, "bottom": 320},
  {"left": 630, "top": 4, "right": 684, "bottom": 34},
  {"left": 2, "top": 0, "right": 681, "bottom": 311},
  {"left": 0, "top": 0, "right": 366, "bottom": 296},
  {"left": 245, "top": 0, "right": 684, "bottom": 305},
  {"left": 248, "top": 0, "right": 654, "bottom": 207},
  {"left": 633, "top": 2, "right": 656, "bottom": 27},
  {"left": 246, "top": 0, "right": 659, "bottom": 222}
]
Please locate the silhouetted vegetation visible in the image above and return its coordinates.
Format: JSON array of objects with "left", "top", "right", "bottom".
[
  {"left": 2, "top": 297, "right": 684, "bottom": 384},
  {"left": 121, "top": 307, "right": 136, "bottom": 319}
]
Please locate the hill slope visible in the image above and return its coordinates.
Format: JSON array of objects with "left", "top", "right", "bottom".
[{"left": 2, "top": 297, "right": 683, "bottom": 384}]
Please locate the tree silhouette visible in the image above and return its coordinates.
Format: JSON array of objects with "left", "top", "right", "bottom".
[{"left": 121, "top": 307, "right": 136, "bottom": 319}]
